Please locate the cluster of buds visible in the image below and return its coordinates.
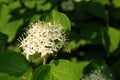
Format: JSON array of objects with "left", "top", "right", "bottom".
[{"left": 19, "top": 21, "right": 66, "bottom": 59}]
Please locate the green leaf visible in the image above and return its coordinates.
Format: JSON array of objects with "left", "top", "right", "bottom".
[
  {"left": 36, "top": 1, "right": 52, "bottom": 11},
  {"left": 0, "top": 51, "right": 31, "bottom": 76},
  {"left": 68, "top": 40, "right": 78, "bottom": 51},
  {"left": 40, "top": 10, "right": 71, "bottom": 35},
  {"left": 8, "top": 1, "right": 21, "bottom": 11},
  {"left": 113, "top": 0, "right": 120, "bottom": 7},
  {"left": 21, "top": 68, "right": 32, "bottom": 80},
  {"left": 33, "top": 65, "right": 51, "bottom": 80},
  {"left": 0, "top": 0, "right": 13, "bottom": 3},
  {"left": 68, "top": 31, "right": 80, "bottom": 50},
  {"left": 49, "top": 60, "right": 79, "bottom": 80},
  {"left": 29, "top": 52, "right": 42, "bottom": 67},
  {"left": 29, "top": 14, "right": 41, "bottom": 23},
  {"left": 0, "top": 72, "right": 21, "bottom": 80},
  {"left": 0, "top": 19, "right": 23, "bottom": 42},
  {"left": 77, "top": 61, "right": 91, "bottom": 78},
  {"left": 0, "top": 1, "right": 23, "bottom": 42},
  {"left": 23, "top": 1, "right": 37, "bottom": 9},
  {"left": 7, "top": 43, "right": 21, "bottom": 53},
  {"left": 102, "top": 27, "right": 120, "bottom": 54},
  {"left": 33, "top": 60, "right": 79, "bottom": 80},
  {"left": 0, "top": 2, "right": 23, "bottom": 42},
  {"left": 0, "top": 4, "right": 11, "bottom": 28},
  {"left": 23, "top": 0, "right": 51, "bottom": 11}
]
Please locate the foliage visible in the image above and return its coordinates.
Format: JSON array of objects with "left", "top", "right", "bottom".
[{"left": 0, "top": 0, "right": 120, "bottom": 80}]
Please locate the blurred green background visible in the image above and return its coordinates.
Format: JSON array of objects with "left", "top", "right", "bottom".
[{"left": 0, "top": 0, "right": 120, "bottom": 79}]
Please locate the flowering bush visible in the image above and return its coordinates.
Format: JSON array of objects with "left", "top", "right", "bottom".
[{"left": 0, "top": 0, "right": 120, "bottom": 80}]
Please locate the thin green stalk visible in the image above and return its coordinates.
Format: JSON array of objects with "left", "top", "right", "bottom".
[{"left": 43, "top": 57, "right": 47, "bottom": 65}]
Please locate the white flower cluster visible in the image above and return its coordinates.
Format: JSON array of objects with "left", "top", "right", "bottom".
[
  {"left": 19, "top": 21, "right": 66, "bottom": 59},
  {"left": 81, "top": 70, "right": 112, "bottom": 80}
]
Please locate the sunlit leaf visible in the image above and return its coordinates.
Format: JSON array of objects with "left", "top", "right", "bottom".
[
  {"left": 102, "top": 27, "right": 120, "bottom": 54},
  {"left": 77, "top": 61, "right": 91, "bottom": 78},
  {"left": 33, "top": 60, "right": 79, "bottom": 80},
  {"left": 0, "top": 0, "right": 13, "bottom": 3},
  {"left": 29, "top": 14, "right": 41, "bottom": 23},
  {"left": 23, "top": 1, "right": 37, "bottom": 9},
  {"left": 8, "top": 1, "right": 21, "bottom": 10},
  {"left": 36, "top": 1, "right": 52, "bottom": 11},
  {"left": 0, "top": 3, "right": 23, "bottom": 42},
  {"left": 0, "top": 19, "right": 23, "bottom": 42},
  {"left": 0, "top": 4, "right": 11, "bottom": 27},
  {"left": 49, "top": 60, "right": 79, "bottom": 80},
  {"left": 21, "top": 68, "right": 32, "bottom": 80},
  {"left": 0, "top": 72, "right": 21, "bottom": 80},
  {"left": 113, "top": 0, "right": 120, "bottom": 7}
]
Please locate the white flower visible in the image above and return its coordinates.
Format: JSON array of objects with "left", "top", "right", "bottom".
[
  {"left": 19, "top": 21, "right": 66, "bottom": 59},
  {"left": 81, "top": 70, "right": 112, "bottom": 80}
]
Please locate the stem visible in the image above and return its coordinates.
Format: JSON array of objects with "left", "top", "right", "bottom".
[{"left": 43, "top": 57, "right": 47, "bottom": 65}]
